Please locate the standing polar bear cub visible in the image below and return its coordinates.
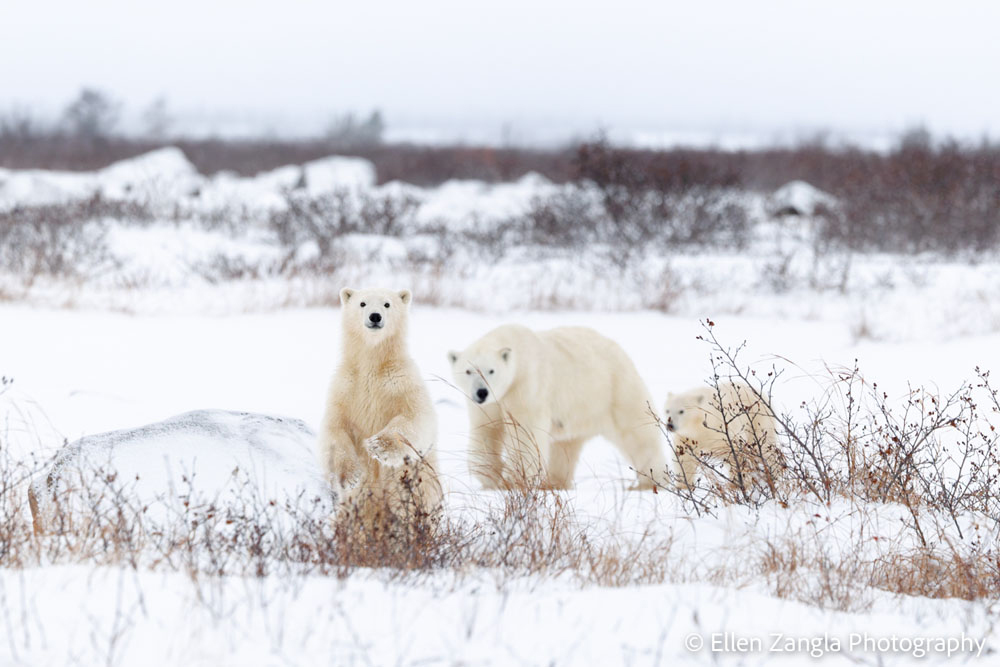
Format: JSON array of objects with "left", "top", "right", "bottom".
[
  {"left": 318, "top": 287, "right": 442, "bottom": 523},
  {"left": 449, "top": 324, "right": 667, "bottom": 489},
  {"left": 664, "top": 381, "right": 782, "bottom": 489}
]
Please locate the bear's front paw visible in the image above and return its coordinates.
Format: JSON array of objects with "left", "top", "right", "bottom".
[
  {"left": 364, "top": 432, "right": 408, "bottom": 467},
  {"left": 337, "top": 464, "right": 364, "bottom": 491}
]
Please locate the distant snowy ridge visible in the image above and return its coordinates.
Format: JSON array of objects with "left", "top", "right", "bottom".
[{"left": 0, "top": 148, "right": 376, "bottom": 212}]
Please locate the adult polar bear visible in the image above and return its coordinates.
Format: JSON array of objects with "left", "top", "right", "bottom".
[
  {"left": 318, "top": 287, "right": 442, "bottom": 523},
  {"left": 449, "top": 324, "right": 667, "bottom": 489}
]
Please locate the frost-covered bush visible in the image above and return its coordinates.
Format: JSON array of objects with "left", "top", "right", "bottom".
[
  {"left": 0, "top": 196, "right": 139, "bottom": 281},
  {"left": 268, "top": 188, "right": 420, "bottom": 255}
]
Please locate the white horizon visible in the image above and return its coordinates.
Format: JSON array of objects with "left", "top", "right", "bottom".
[{"left": 3, "top": 0, "right": 998, "bottom": 148}]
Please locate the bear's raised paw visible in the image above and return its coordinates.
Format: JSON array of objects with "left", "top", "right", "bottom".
[{"left": 364, "top": 432, "right": 410, "bottom": 467}]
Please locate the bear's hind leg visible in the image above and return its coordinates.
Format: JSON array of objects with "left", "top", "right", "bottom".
[{"left": 610, "top": 421, "right": 669, "bottom": 490}]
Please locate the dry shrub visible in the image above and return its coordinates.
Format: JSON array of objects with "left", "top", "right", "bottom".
[
  {"left": 189, "top": 253, "right": 280, "bottom": 284},
  {"left": 329, "top": 496, "right": 450, "bottom": 575},
  {"left": 12, "top": 461, "right": 675, "bottom": 589},
  {"left": 513, "top": 137, "right": 753, "bottom": 251},
  {"left": 640, "top": 263, "right": 685, "bottom": 313},
  {"left": 758, "top": 536, "right": 867, "bottom": 611},
  {"left": 660, "top": 322, "right": 1000, "bottom": 522},
  {"left": 573, "top": 135, "right": 742, "bottom": 194},
  {"left": 0, "top": 195, "right": 143, "bottom": 283},
  {"left": 870, "top": 548, "right": 1000, "bottom": 601},
  {"left": 510, "top": 186, "right": 749, "bottom": 253},
  {"left": 461, "top": 480, "right": 674, "bottom": 586},
  {"left": 820, "top": 140, "right": 1000, "bottom": 253},
  {"left": 268, "top": 188, "right": 418, "bottom": 254},
  {"left": 653, "top": 322, "right": 1000, "bottom": 607},
  {"left": 758, "top": 534, "right": 1000, "bottom": 611}
]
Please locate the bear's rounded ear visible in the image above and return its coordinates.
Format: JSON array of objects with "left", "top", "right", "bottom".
[
  {"left": 696, "top": 394, "right": 706, "bottom": 405},
  {"left": 500, "top": 347, "right": 512, "bottom": 362},
  {"left": 398, "top": 289, "right": 412, "bottom": 305},
  {"left": 340, "top": 287, "right": 355, "bottom": 305},
  {"left": 447, "top": 351, "right": 459, "bottom": 365}
]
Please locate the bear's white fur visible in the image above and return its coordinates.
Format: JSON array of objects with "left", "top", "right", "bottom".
[
  {"left": 318, "top": 287, "right": 442, "bottom": 522},
  {"left": 449, "top": 324, "right": 667, "bottom": 489},
  {"left": 664, "top": 381, "right": 782, "bottom": 489}
]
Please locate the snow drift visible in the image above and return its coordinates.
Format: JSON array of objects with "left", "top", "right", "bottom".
[{"left": 28, "top": 409, "right": 334, "bottom": 533}]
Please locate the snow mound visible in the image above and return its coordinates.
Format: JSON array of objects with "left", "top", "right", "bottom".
[
  {"left": 302, "top": 155, "right": 376, "bottom": 193},
  {"left": 251, "top": 164, "right": 304, "bottom": 191},
  {"left": 418, "top": 171, "right": 558, "bottom": 228},
  {"left": 29, "top": 409, "right": 334, "bottom": 531},
  {"left": 770, "top": 180, "right": 837, "bottom": 216},
  {"left": 198, "top": 165, "right": 302, "bottom": 211},
  {"left": 97, "top": 147, "right": 204, "bottom": 201},
  {"left": 0, "top": 168, "right": 94, "bottom": 210},
  {"left": 0, "top": 148, "right": 205, "bottom": 211}
]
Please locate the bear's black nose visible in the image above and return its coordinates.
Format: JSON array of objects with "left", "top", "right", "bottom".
[
  {"left": 475, "top": 388, "right": 489, "bottom": 402},
  {"left": 369, "top": 312, "right": 382, "bottom": 324}
]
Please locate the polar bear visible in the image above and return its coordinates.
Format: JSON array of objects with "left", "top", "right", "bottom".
[
  {"left": 664, "top": 381, "right": 782, "bottom": 489},
  {"left": 318, "top": 287, "right": 442, "bottom": 527},
  {"left": 448, "top": 324, "right": 667, "bottom": 490}
]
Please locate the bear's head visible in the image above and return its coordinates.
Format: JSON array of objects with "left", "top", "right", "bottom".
[
  {"left": 447, "top": 345, "right": 515, "bottom": 406},
  {"left": 340, "top": 287, "right": 411, "bottom": 345},
  {"left": 663, "top": 388, "right": 713, "bottom": 438}
]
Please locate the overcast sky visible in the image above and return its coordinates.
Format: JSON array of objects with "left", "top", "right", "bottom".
[{"left": 2, "top": 0, "right": 999, "bottom": 146}]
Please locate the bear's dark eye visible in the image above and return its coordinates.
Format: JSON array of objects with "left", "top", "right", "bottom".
[
  {"left": 488, "top": 369, "right": 494, "bottom": 375},
  {"left": 384, "top": 302, "right": 390, "bottom": 308},
  {"left": 679, "top": 410, "right": 685, "bottom": 415},
  {"left": 359, "top": 302, "right": 366, "bottom": 308},
  {"left": 465, "top": 370, "right": 472, "bottom": 375}
]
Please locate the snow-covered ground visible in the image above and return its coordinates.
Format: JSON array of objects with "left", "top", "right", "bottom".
[
  {"left": 3, "top": 305, "right": 999, "bottom": 665},
  {"left": 2, "top": 150, "right": 999, "bottom": 665},
  {"left": 1, "top": 564, "right": 991, "bottom": 666}
]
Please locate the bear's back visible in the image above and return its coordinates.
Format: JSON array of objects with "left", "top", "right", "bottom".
[
  {"left": 539, "top": 326, "right": 625, "bottom": 361},
  {"left": 534, "top": 326, "right": 651, "bottom": 417}
]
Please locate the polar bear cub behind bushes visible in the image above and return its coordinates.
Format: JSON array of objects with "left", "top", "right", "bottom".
[
  {"left": 449, "top": 324, "right": 668, "bottom": 490},
  {"left": 318, "top": 287, "right": 442, "bottom": 527},
  {"left": 664, "top": 381, "right": 782, "bottom": 490}
]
